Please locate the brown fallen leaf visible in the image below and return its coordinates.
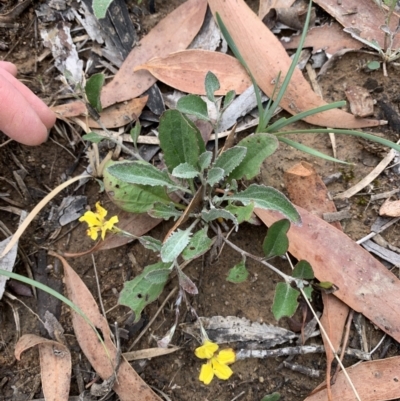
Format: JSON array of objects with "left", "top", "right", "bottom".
[
  {"left": 208, "top": 0, "right": 381, "bottom": 129},
  {"left": 282, "top": 23, "right": 363, "bottom": 55},
  {"left": 313, "top": 0, "right": 400, "bottom": 50},
  {"left": 15, "top": 334, "right": 71, "bottom": 401},
  {"left": 52, "top": 0, "right": 207, "bottom": 119},
  {"left": 134, "top": 50, "right": 251, "bottom": 95},
  {"left": 53, "top": 97, "right": 148, "bottom": 129},
  {"left": 49, "top": 252, "right": 161, "bottom": 401},
  {"left": 304, "top": 356, "right": 400, "bottom": 401},
  {"left": 379, "top": 199, "right": 400, "bottom": 217},
  {"left": 255, "top": 206, "right": 400, "bottom": 343},
  {"left": 100, "top": 0, "right": 207, "bottom": 109},
  {"left": 258, "top": 0, "right": 296, "bottom": 20},
  {"left": 284, "top": 161, "right": 349, "bottom": 399}
]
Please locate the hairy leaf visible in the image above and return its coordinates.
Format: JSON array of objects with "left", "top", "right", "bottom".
[
  {"left": 161, "top": 228, "right": 193, "bottom": 262},
  {"left": 293, "top": 260, "right": 314, "bottom": 280},
  {"left": 262, "top": 219, "right": 290, "bottom": 258},
  {"left": 272, "top": 282, "right": 299, "bottom": 320},
  {"left": 229, "top": 133, "right": 278, "bottom": 180},
  {"left": 104, "top": 162, "right": 171, "bottom": 213},
  {"left": 207, "top": 167, "right": 225, "bottom": 186},
  {"left": 148, "top": 203, "right": 183, "bottom": 221},
  {"left": 107, "top": 161, "right": 181, "bottom": 190},
  {"left": 130, "top": 122, "right": 141, "bottom": 146},
  {"left": 205, "top": 71, "right": 220, "bottom": 102},
  {"left": 198, "top": 151, "right": 213, "bottom": 171},
  {"left": 261, "top": 393, "right": 281, "bottom": 401},
  {"left": 85, "top": 73, "right": 105, "bottom": 112},
  {"left": 177, "top": 95, "right": 209, "bottom": 120},
  {"left": 159, "top": 110, "right": 205, "bottom": 172},
  {"left": 227, "top": 259, "right": 249, "bottom": 283},
  {"left": 119, "top": 262, "right": 172, "bottom": 322},
  {"left": 223, "top": 90, "right": 236, "bottom": 109},
  {"left": 214, "top": 146, "right": 247, "bottom": 176},
  {"left": 139, "top": 236, "right": 162, "bottom": 252},
  {"left": 225, "top": 203, "right": 254, "bottom": 223},
  {"left": 182, "top": 227, "right": 213, "bottom": 260},
  {"left": 227, "top": 184, "right": 301, "bottom": 224},
  {"left": 172, "top": 163, "right": 200, "bottom": 179},
  {"left": 201, "top": 208, "right": 238, "bottom": 227},
  {"left": 82, "top": 132, "right": 104, "bottom": 143}
]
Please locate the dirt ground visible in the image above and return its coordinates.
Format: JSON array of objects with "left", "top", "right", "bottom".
[{"left": 1, "top": 0, "right": 400, "bottom": 400}]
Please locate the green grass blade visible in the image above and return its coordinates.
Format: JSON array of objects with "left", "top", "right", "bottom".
[
  {"left": 278, "top": 137, "right": 350, "bottom": 164},
  {"left": 275, "top": 129, "right": 400, "bottom": 153},
  {"left": 259, "top": 0, "right": 313, "bottom": 130},
  {"left": 0, "top": 269, "right": 107, "bottom": 353},
  {"left": 267, "top": 101, "right": 346, "bottom": 132},
  {"left": 216, "top": 13, "right": 264, "bottom": 120}
]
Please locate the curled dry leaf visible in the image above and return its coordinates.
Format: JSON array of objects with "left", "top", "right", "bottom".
[
  {"left": 49, "top": 251, "right": 161, "bottom": 401},
  {"left": 208, "top": 0, "right": 382, "bottom": 129},
  {"left": 305, "top": 356, "right": 400, "bottom": 401},
  {"left": 255, "top": 206, "right": 400, "bottom": 343},
  {"left": 134, "top": 50, "right": 251, "bottom": 95},
  {"left": 15, "top": 334, "right": 71, "bottom": 401},
  {"left": 53, "top": 97, "right": 148, "bottom": 129}
]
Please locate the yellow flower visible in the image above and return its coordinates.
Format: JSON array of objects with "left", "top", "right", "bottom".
[
  {"left": 79, "top": 202, "right": 119, "bottom": 240},
  {"left": 195, "top": 340, "right": 235, "bottom": 385}
]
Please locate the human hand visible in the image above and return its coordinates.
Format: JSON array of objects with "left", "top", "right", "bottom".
[{"left": 0, "top": 61, "right": 56, "bottom": 146}]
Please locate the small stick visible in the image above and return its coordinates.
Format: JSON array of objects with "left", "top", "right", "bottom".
[{"left": 283, "top": 361, "right": 320, "bottom": 378}]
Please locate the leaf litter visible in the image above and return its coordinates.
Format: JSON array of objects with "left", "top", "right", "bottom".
[{"left": 5, "top": 0, "right": 400, "bottom": 400}]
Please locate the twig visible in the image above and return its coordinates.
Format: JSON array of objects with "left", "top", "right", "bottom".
[
  {"left": 356, "top": 216, "right": 400, "bottom": 244},
  {"left": 92, "top": 255, "right": 106, "bottom": 318}
]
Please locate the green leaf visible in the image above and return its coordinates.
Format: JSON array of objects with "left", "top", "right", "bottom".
[
  {"left": 92, "top": 0, "right": 113, "bottom": 18},
  {"left": 198, "top": 151, "right": 213, "bottom": 171},
  {"left": 262, "top": 219, "right": 290, "bottom": 258},
  {"left": 205, "top": 71, "right": 220, "bottom": 102},
  {"left": 292, "top": 260, "right": 314, "bottom": 280},
  {"left": 82, "top": 132, "right": 104, "bottom": 143},
  {"left": 107, "top": 161, "right": 183, "bottom": 191},
  {"left": 201, "top": 208, "right": 238, "bottom": 227},
  {"left": 225, "top": 203, "right": 254, "bottom": 223},
  {"left": 119, "top": 262, "right": 171, "bottom": 322},
  {"left": 139, "top": 236, "right": 162, "bottom": 252},
  {"left": 182, "top": 227, "right": 213, "bottom": 261},
  {"left": 223, "top": 90, "right": 236, "bottom": 109},
  {"left": 227, "top": 259, "right": 249, "bottom": 283},
  {"left": 207, "top": 167, "right": 225, "bottom": 186},
  {"left": 85, "top": 73, "right": 105, "bottom": 112},
  {"left": 367, "top": 60, "right": 380, "bottom": 70},
  {"left": 172, "top": 163, "right": 200, "bottom": 179},
  {"left": 227, "top": 184, "right": 301, "bottom": 224},
  {"left": 177, "top": 95, "right": 209, "bottom": 120},
  {"left": 130, "top": 122, "right": 141, "bottom": 146},
  {"left": 161, "top": 228, "right": 193, "bottom": 262},
  {"left": 261, "top": 393, "right": 281, "bottom": 401},
  {"left": 148, "top": 202, "right": 183, "bottom": 221},
  {"left": 229, "top": 133, "right": 278, "bottom": 180},
  {"left": 145, "top": 268, "right": 173, "bottom": 284},
  {"left": 159, "top": 110, "right": 205, "bottom": 172},
  {"left": 104, "top": 161, "right": 171, "bottom": 213},
  {"left": 303, "top": 286, "right": 313, "bottom": 300},
  {"left": 272, "top": 282, "right": 299, "bottom": 320},
  {"left": 214, "top": 146, "right": 247, "bottom": 176}
]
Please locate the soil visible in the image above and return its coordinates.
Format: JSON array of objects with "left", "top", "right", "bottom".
[{"left": 1, "top": 1, "right": 400, "bottom": 401}]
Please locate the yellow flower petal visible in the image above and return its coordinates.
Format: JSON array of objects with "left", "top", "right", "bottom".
[
  {"left": 212, "top": 358, "right": 233, "bottom": 380},
  {"left": 95, "top": 202, "right": 107, "bottom": 219},
  {"left": 199, "top": 361, "right": 214, "bottom": 385},
  {"left": 216, "top": 349, "right": 235, "bottom": 365},
  {"left": 87, "top": 227, "right": 100, "bottom": 240},
  {"left": 195, "top": 340, "right": 219, "bottom": 359},
  {"left": 79, "top": 211, "right": 101, "bottom": 227}
]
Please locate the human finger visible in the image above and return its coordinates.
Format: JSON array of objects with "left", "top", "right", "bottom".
[
  {"left": 0, "top": 72, "right": 49, "bottom": 145},
  {"left": 0, "top": 67, "right": 56, "bottom": 129},
  {"left": 0, "top": 61, "right": 17, "bottom": 77}
]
